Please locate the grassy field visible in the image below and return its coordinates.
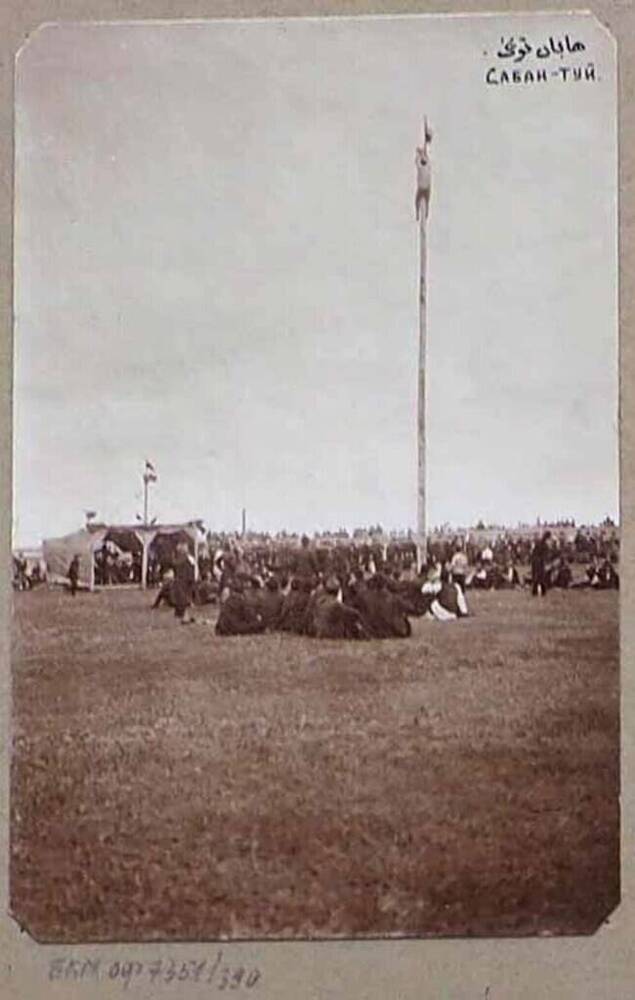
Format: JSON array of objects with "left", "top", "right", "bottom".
[{"left": 10, "top": 585, "right": 619, "bottom": 941}]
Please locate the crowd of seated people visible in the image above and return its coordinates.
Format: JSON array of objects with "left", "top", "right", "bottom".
[
  {"left": 146, "top": 520, "right": 620, "bottom": 636},
  {"left": 151, "top": 533, "right": 471, "bottom": 636},
  {"left": 213, "top": 570, "right": 423, "bottom": 639}
]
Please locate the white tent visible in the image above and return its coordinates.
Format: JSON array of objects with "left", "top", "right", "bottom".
[{"left": 42, "top": 522, "right": 205, "bottom": 591}]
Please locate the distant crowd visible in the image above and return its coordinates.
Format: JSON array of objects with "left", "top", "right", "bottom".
[
  {"left": 149, "top": 526, "right": 619, "bottom": 637},
  {"left": 12, "top": 523, "right": 620, "bottom": 641},
  {"left": 152, "top": 536, "right": 468, "bottom": 637}
]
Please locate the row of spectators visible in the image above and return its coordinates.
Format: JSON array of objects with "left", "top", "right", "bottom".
[
  {"left": 171, "top": 529, "right": 619, "bottom": 595},
  {"left": 426, "top": 531, "right": 618, "bottom": 569},
  {"left": 154, "top": 541, "right": 618, "bottom": 613},
  {"left": 95, "top": 535, "right": 619, "bottom": 587},
  {"left": 152, "top": 527, "right": 619, "bottom": 638},
  {"left": 153, "top": 539, "right": 470, "bottom": 637},
  {"left": 11, "top": 521, "right": 620, "bottom": 595}
]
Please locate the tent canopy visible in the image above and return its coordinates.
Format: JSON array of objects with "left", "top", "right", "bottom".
[{"left": 43, "top": 521, "right": 204, "bottom": 590}]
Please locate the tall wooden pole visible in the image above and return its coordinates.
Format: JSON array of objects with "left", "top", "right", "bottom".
[{"left": 415, "top": 120, "right": 432, "bottom": 571}]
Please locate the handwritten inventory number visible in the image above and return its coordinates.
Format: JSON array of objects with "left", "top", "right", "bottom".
[{"left": 48, "top": 953, "right": 261, "bottom": 990}]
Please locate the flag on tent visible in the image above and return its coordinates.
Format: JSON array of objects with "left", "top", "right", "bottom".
[
  {"left": 85, "top": 510, "right": 97, "bottom": 521},
  {"left": 143, "top": 460, "right": 158, "bottom": 483}
]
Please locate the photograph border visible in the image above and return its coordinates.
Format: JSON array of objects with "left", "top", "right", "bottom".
[{"left": 1, "top": 2, "right": 633, "bottom": 997}]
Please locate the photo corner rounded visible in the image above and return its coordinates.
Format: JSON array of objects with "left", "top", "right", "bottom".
[
  {"left": 588, "top": 890, "right": 621, "bottom": 936},
  {"left": 580, "top": 8, "right": 618, "bottom": 54},
  {"left": 15, "top": 21, "right": 63, "bottom": 70},
  {"left": 7, "top": 903, "right": 46, "bottom": 945}
]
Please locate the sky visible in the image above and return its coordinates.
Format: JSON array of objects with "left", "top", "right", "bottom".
[{"left": 13, "top": 14, "right": 618, "bottom": 546}]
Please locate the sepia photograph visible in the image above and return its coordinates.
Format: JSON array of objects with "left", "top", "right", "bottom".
[{"left": 10, "top": 12, "right": 619, "bottom": 944}]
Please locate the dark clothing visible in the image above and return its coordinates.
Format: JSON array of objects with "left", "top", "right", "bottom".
[
  {"left": 355, "top": 586, "right": 411, "bottom": 638},
  {"left": 393, "top": 580, "right": 433, "bottom": 617},
  {"left": 451, "top": 572, "right": 466, "bottom": 594},
  {"left": 599, "top": 562, "right": 619, "bottom": 589},
  {"left": 590, "top": 561, "right": 619, "bottom": 590},
  {"left": 292, "top": 547, "right": 318, "bottom": 580},
  {"left": 215, "top": 593, "right": 265, "bottom": 636},
  {"left": 68, "top": 557, "right": 80, "bottom": 597},
  {"left": 152, "top": 580, "right": 175, "bottom": 608},
  {"left": 471, "top": 569, "right": 491, "bottom": 590},
  {"left": 436, "top": 581, "right": 466, "bottom": 617},
  {"left": 530, "top": 539, "right": 551, "bottom": 596},
  {"left": 554, "top": 564, "right": 572, "bottom": 589},
  {"left": 311, "top": 592, "right": 368, "bottom": 640},
  {"left": 195, "top": 579, "right": 218, "bottom": 605},
  {"left": 303, "top": 588, "right": 321, "bottom": 637},
  {"left": 256, "top": 588, "right": 284, "bottom": 630},
  {"left": 277, "top": 587, "right": 311, "bottom": 634},
  {"left": 173, "top": 553, "right": 196, "bottom": 617},
  {"left": 13, "top": 557, "right": 29, "bottom": 591}
]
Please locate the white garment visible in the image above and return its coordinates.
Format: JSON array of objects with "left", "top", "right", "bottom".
[
  {"left": 456, "top": 585, "right": 469, "bottom": 616},
  {"left": 451, "top": 552, "right": 468, "bottom": 574},
  {"left": 213, "top": 548, "right": 225, "bottom": 581},
  {"left": 430, "top": 583, "right": 468, "bottom": 621},
  {"left": 430, "top": 600, "right": 456, "bottom": 621}
]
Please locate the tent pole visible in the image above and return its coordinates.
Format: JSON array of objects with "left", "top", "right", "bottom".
[{"left": 141, "top": 534, "right": 149, "bottom": 590}]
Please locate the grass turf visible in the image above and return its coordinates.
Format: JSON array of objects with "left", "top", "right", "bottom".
[{"left": 10, "top": 585, "right": 619, "bottom": 941}]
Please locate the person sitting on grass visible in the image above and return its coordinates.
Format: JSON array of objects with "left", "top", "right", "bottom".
[
  {"left": 356, "top": 573, "right": 412, "bottom": 639},
  {"left": 152, "top": 569, "right": 175, "bottom": 608},
  {"left": 469, "top": 560, "right": 490, "bottom": 590},
  {"left": 421, "top": 559, "right": 443, "bottom": 595},
  {"left": 488, "top": 563, "right": 505, "bottom": 590},
  {"left": 256, "top": 575, "right": 285, "bottom": 631},
  {"left": 195, "top": 571, "right": 218, "bottom": 606},
  {"left": 450, "top": 545, "right": 469, "bottom": 594},
  {"left": 583, "top": 557, "right": 602, "bottom": 588},
  {"left": 215, "top": 579, "right": 265, "bottom": 636},
  {"left": 427, "top": 569, "right": 470, "bottom": 621},
  {"left": 597, "top": 558, "right": 619, "bottom": 590},
  {"left": 504, "top": 561, "right": 522, "bottom": 589},
  {"left": 277, "top": 577, "right": 313, "bottom": 634},
  {"left": 553, "top": 558, "right": 573, "bottom": 589},
  {"left": 310, "top": 575, "right": 369, "bottom": 640}
]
